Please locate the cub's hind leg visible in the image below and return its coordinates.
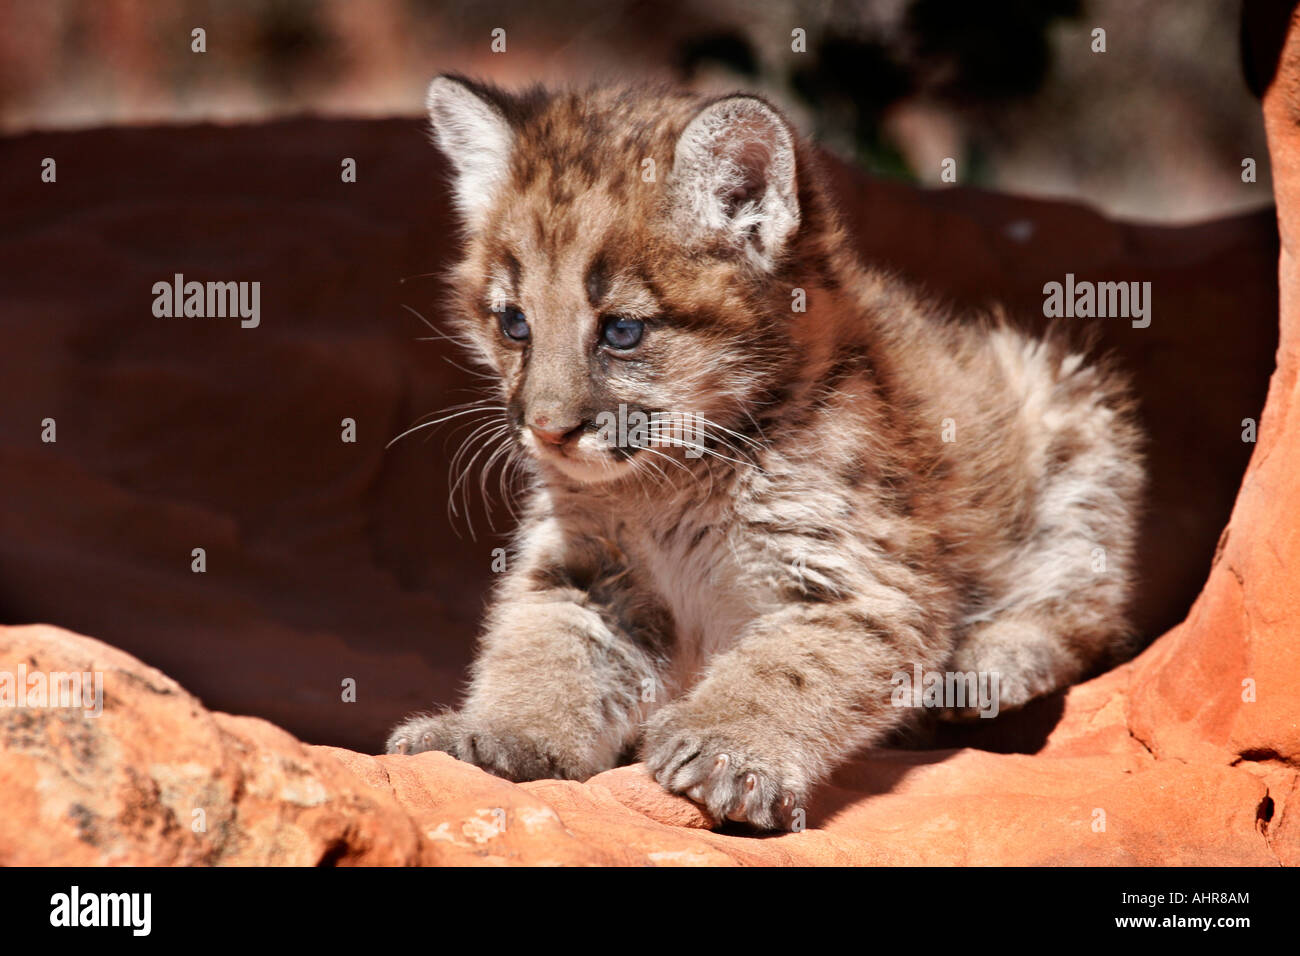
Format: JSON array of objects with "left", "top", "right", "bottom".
[
  {"left": 947, "top": 612, "right": 1104, "bottom": 714},
  {"left": 947, "top": 347, "right": 1144, "bottom": 716}
]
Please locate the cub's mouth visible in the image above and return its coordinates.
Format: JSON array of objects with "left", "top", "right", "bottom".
[
  {"left": 522, "top": 424, "right": 636, "bottom": 485},
  {"left": 519, "top": 404, "right": 707, "bottom": 485}
]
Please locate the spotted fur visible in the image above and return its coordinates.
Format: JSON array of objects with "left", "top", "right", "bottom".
[{"left": 387, "top": 76, "right": 1145, "bottom": 830}]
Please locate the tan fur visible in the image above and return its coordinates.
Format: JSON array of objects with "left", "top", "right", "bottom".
[{"left": 387, "top": 77, "right": 1145, "bottom": 830}]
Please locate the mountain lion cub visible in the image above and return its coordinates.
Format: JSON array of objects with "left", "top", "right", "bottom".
[{"left": 386, "top": 76, "right": 1144, "bottom": 830}]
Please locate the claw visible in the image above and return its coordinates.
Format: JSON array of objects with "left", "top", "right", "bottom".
[{"left": 685, "top": 753, "right": 731, "bottom": 804}]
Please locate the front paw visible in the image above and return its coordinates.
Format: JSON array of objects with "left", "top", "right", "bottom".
[
  {"left": 386, "top": 711, "right": 463, "bottom": 756},
  {"left": 386, "top": 711, "right": 595, "bottom": 782},
  {"left": 641, "top": 705, "right": 807, "bottom": 830}
]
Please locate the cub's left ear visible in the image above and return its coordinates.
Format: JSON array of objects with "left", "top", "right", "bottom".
[{"left": 670, "top": 95, "right": 800, "bottom": 269}]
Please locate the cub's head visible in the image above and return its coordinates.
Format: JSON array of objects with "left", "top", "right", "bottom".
[{"left": 426, "top": 75, "right": 828, "bottom": 486}]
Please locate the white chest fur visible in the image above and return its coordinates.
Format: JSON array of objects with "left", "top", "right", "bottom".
[{"left": 628, "top": 511, "right": 767, "bottom": 695}]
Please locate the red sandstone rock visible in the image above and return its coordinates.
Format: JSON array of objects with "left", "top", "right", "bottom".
[{"left": 0, "top": 622, "right": 1288, "bottom": 865}]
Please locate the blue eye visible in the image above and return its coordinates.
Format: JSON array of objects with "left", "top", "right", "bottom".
[
  {"left": 499, "top": 306, "right": 529, "bottom": 341},
  {"left": 601, "top": 316, "right": 643, "bottom": 350}
]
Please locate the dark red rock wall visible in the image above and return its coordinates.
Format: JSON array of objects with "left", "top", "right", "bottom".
[{"left": 0, "top": 116, "right": 1279, "bottom": 754}]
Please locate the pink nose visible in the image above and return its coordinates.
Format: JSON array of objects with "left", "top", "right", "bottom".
[{"left": 529, "top": 420, "right": 582, "bottom": 446}]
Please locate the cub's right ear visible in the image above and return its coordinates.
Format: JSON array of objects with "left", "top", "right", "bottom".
[{"left": 425, "top": 75, "right": 514, "bottom": 234}]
